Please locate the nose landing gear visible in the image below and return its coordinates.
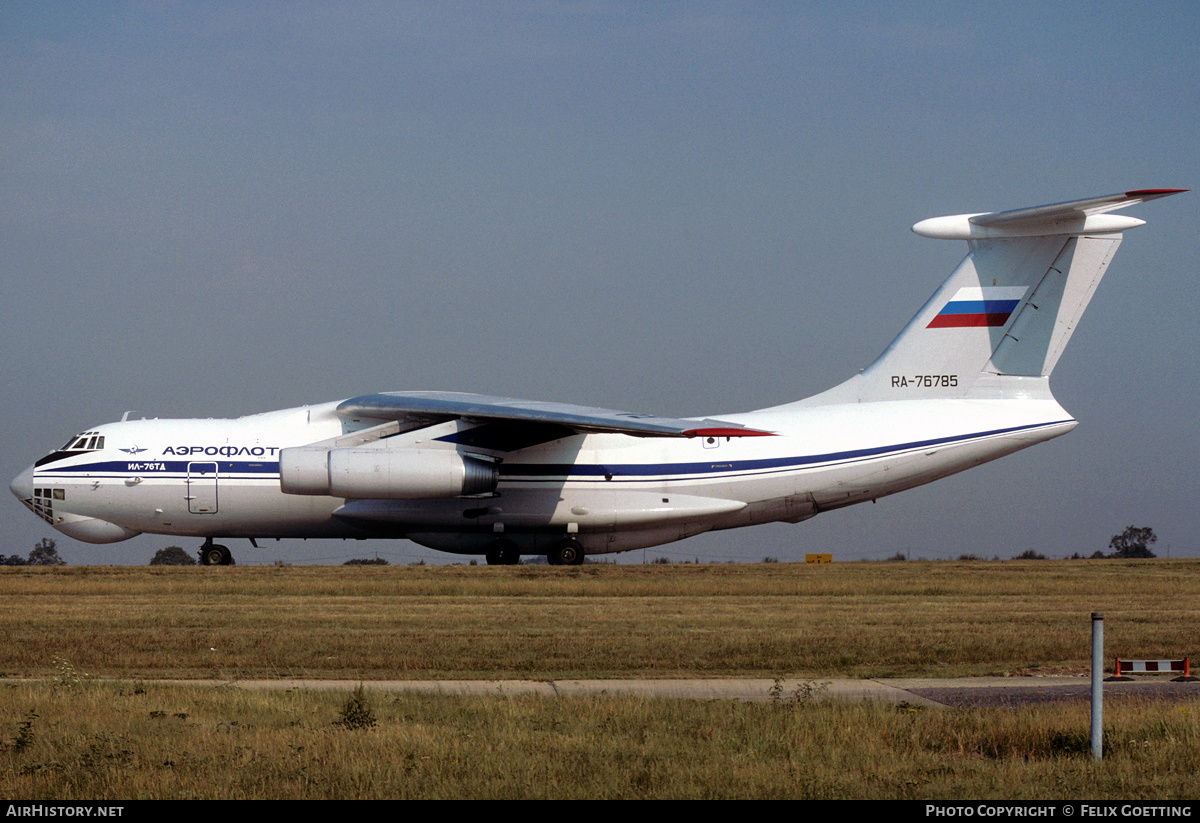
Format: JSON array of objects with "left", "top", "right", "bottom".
[
  {"left": 546, "top": 538, "right": 585, "bottom": 566},
  {"left": 485, "top": 538, "right": 521, "bottom": 566}
]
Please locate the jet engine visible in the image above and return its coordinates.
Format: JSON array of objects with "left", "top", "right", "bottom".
[{"left": 279, "top": 447, "right": 498, "bottom": 498}]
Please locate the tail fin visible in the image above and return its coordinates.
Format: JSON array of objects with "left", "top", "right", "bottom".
[{"left": 810, "top": 189, "right": 1185, "bottom": 404}]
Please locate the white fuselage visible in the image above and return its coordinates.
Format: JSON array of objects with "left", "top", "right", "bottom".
[{"left": 11, "top": 393, "right": 1075, "bottom": 557}]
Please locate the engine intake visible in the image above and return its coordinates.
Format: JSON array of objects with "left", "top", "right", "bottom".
[{"left": 279, "top": 447, "right": 497, "bottom": 498}]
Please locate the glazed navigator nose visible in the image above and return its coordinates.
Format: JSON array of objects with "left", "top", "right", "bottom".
[{"left": 10, "top": 464, "right": 33, "bottom": 503}]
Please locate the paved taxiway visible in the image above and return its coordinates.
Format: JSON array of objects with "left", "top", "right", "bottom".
[{"left": 165, "top": 676, "right": 1198, "bottom": 708}]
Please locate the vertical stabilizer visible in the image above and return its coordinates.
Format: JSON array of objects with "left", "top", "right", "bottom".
[{"left": 798, "top": 189, "right": 1184, "bottom": 405}]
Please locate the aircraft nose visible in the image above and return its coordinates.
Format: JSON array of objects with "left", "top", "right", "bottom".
[{"left": 10, "top": 465, "right": 33, "bottom": 502}]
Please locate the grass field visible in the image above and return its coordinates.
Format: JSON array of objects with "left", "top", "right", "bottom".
[
  {"left": 1, "top": 559, "right": 1197, "bottom": 680},
  {"left": 3, "top": 679, "right": 1198, "bottom": 799},
  {"left": 2, "top": 560, "right": 1198, "bottom": 799}
]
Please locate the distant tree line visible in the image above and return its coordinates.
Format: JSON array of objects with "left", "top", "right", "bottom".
[
  {"left": 1, "top": 538, "right": 66, "bottom": 566},
  {"left": 149, "top": 546, "right": 196, "bottom": 565},
  {"left": 880, "top": 526, "right": 1161, "bottom": 562},
  {"left": 1105, "top": 526, "right": 1158, "bottom": 558},
  {"left": 1066, "top": 526, "right": 1158, "bottom": 560},
  {"left": 136, "top": 526, "right": 1163, "bottom": 566}
]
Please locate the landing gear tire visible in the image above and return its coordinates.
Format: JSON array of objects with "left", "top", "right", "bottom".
[
  {"left": 200, "top": 543, "right": 234, "bottom": 566},
  {"left": 485, "top": 538, "right": 521, "bottom": 566},
  {"left": 547, "top": 538, "right": 585, "bottom": 566}
]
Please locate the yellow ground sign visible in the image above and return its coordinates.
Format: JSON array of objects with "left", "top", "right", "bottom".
[{"left": 805, "top": 553, "right": 832, "bottom": 564}]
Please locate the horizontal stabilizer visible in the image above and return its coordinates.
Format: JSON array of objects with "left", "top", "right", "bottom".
[{"left": 913, "top": 189, "right": 1186, "bottom": 240}]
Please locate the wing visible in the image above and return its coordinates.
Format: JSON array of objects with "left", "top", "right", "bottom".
[{"left": 336, "top": 391, "right": 773, "bottom": 451}]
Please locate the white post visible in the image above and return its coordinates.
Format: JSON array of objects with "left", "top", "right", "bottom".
[{"left": 1091, "top": 612, "right": 1104, "bottom": 761}]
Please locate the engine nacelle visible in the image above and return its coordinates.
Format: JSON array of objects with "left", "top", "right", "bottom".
[{"left": 279, "top": 447, "right": 497, "bottom": 498}]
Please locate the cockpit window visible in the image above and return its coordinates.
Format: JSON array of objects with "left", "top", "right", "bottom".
[{"left": 61, "top": 432, "right": 103, "bottom": 452}]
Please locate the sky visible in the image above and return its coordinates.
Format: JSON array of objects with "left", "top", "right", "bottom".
[{"left": 1, "top": 1, "right": 1196, "bottom": 566}]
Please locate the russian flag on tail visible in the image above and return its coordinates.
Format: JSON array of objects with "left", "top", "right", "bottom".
[{"left": 927, "top": 286, "right": 1027, "bottom": 328}]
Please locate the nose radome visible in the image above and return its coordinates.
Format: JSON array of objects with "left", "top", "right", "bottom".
[{"left": 10, "top": 465, "right": 33, "bottom": 502}]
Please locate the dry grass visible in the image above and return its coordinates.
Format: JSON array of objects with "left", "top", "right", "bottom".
[
  {"left": 2, "top": 560, "right": 1198, "bottom": 799},
  {"left": 1, "top": 680, "right": 1197, "bottom": 799},
  {"left": 0, "top": 560, "right": 1196, "bottom": 680}
]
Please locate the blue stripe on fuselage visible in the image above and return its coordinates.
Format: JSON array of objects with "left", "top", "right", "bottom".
[
  {"left": 498, "top": 420, "right": 1071, "bottom": 480},
  {"left": 35, "top": 420, "right": 1071, "bottom": 485},
  {"left": 38, "top": 460, "right": 280, "bottom": 475}
]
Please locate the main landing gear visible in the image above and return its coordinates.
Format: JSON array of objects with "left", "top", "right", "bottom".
[
  {"left": 546, "top": 538, "right": 585, "bottom": 566},
  {"left": 485, "top": 537, "right": 585, "bottom": 566},
  {"left": 199, "top": 538, "right": 235, "bottom": 566},
  {"left": 485, "top": 538, "right": 521, "bottom": 566}
]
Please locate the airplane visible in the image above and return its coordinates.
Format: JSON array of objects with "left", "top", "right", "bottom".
[{"left": 10, "top": 188, "right": 1185, "bottom": 567}]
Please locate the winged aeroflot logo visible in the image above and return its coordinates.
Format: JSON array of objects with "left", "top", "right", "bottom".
[{"left": 119, "top": 446, "right": 147, "bottom": 455}]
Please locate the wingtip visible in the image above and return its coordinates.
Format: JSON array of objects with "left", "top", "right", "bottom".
[{"left": 1125, "top": 188, "right": 1188, "bottom": 197}]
